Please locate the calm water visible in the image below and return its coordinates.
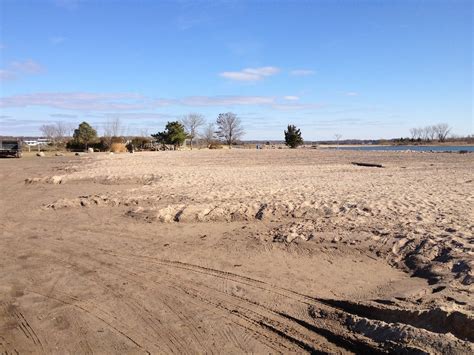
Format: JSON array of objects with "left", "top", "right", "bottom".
[{"left": 330, "top": 145, "right": 474, "bottom": 152}]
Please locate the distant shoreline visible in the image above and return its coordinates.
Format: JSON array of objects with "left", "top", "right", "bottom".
[{"left": 316, "top": 143, "right": 474, "bottom": 148}]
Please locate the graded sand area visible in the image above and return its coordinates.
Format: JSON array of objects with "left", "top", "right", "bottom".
[{"left": 1, "top": 149, "right": 473, "bottom": 353}]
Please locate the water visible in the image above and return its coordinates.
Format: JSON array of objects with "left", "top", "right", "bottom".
[{"left": 329, "top": 145, "right": 474, "bottom": 152}]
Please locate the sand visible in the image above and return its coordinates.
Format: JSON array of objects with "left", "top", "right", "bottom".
[{"left": 1, "top": 149, "right": 473, "bottom": 353}]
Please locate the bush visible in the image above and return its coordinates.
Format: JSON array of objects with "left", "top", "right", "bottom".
[
  {"left": 130, "top": 137, "right": 151, "bottom": 150},
  {"left": 209, "top": 143, "right": 223, "bottom": 149},
  {"left": 110, "top": 142, "right": 127, "bottom": 153},
  {"left": 67, "top": 139, "right": 105, "bottom": 152}
]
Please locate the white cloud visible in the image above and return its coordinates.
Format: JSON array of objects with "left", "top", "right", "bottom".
[
  {"left": 0, "top": 59, "right": 45, "bottom": 81},
  {"left": 346, "top": 92, "right": 358, "bottom": 96},
  {"left": 0, "top": 92, "right": 278, "bottom": 110},
  {"left": 11, "top": 60, "right": 44, "bottom": 74},
  {"left": 181, "top": 95, "right": 276, "bottom": 106},
  {"left": 0, "top": 92, "right": 149, "bottom": 111},
  {"left": 103, "top": 112, "right": 177, "bottom": 120},
  {"left": 290, "top": 69, "right": 315, "bottom": 76},
  {"left": 50, "top": 113, "right": 78, "bottom": 118},
  {"left": 271, "top": 102, "right": 323, "bottom": 111},
  {"left": 0, "top": 92, "right": 323, "bottom": 113},
  {"left": 0, "top": 69, "right": 15, "bottom": 81},
  {"left": 219, "top": 66, "right": 280, "bottom": 82},
  {"left": 151, "top": 98, "right": 174, "bottom": 107}
]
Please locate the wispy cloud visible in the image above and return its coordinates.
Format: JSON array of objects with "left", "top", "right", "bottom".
[
  {"left": 0, "top": 92, "right": 150, "bottom": 111},
  {"left": 103, "top": 112, "right": 177, "bottom": 120},
  {"left": 271, "top": 102, "right": 323, "bottom": 111},
  {"left": 0, "top": 59, "right": 45, "bottom": 81},
  {"left": 176, "top": 14, "right": 210, "bottom": 30},
  {"left": 290, "top": 69, "right": 315, "bottom": 76},
  {"left": 10, "top": 60, "right": 44, "bottom": 74},
  {"left": 345, "top": 92, "right": 358, "bottom": 96},
  {"left": 179, "top": 95, "right": 322, "bottom": 111},
  {"left": 50, "top": 113, "right": 78, "bottom": 118},
  {"left": 180, "top": 95, "right": 275, "bottom": 106},
  {"left": 0, "top": 92, "right": 324, "bottom": 113},
  {"left": 49, "top": 36, "right": 66, "bottom": 45},
  {"left": 219, "top": 66, "right": 280, "bottom": 82},
  {"left": 0, "top": 70, "right": 15, "bottom": 81}
]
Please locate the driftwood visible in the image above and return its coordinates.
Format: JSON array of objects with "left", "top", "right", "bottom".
[{"left": 351, "top": 162, "right": 383, "bottom": 168}]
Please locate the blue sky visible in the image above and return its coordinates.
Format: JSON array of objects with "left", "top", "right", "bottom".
[{"left": 0, "top": 0, "right": 472, "bottom": 140}]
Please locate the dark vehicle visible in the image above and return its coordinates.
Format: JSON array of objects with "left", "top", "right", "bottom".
[{"left": 0, "top": 139, "right": 22, "bottom": 158}]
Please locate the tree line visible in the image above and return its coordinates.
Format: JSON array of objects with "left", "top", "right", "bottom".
[
  {"left": 50, "top": 112, "right": 248, "bottom": 151},
  {"left": 409, "top": 123, "right": 451, "bottom": 142},
  {"left": 39, "top": 117, "right": 455, "bottom": 152},
  {"left": 151, "top": 112, "right": 245, "bottom": 150}
]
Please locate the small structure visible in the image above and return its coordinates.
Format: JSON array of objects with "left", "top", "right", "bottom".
[
  {"left": 0, "top": 139, "right": 22, "bottom": 158},
  {"left": 24, "top": 138, "right": 51, "bottom": 146}
]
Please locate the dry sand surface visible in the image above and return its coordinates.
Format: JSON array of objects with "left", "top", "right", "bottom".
[{"left": 1, "top": 149, "right": 473, "bottom": 353}]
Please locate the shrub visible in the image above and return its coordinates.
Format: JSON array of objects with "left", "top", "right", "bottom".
[
  {"left": 208, "top": 143, "right": 223, "bottom": 149},
  {"left": 110, "top": 142, "right": 127, "bottom": 153},
  {"left": 130, "top": 137, "right": 151, "bottom": 150}
]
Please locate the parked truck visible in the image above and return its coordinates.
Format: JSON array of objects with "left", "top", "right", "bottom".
[{"left": 0, "top": 139, "right": 22, "bottom": 158}]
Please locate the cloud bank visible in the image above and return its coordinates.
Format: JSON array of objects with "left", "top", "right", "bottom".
[{"left": 0, "top": 92, "right": 323, "bottom": 112}]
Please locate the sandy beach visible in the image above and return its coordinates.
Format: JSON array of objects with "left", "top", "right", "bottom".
[{"left": 1, "top": 149, "right": 472, "bottom": 353}]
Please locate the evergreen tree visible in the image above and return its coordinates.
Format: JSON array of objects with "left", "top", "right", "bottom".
[
  {"left": 284, "top": 124, "right": 303, "bottom": 148},
  {"left": 73, "top": 121, "right": 98, "bottom": 149},
  {"left": 152, "top": 121, "right": 187, "bottom": 149}
]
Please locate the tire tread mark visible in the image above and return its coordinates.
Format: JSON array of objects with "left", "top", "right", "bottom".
[
  {"left": 276, "top": 311, "right": 383, "bottom": 354},
  {"left": 174, "top": 283, "right": 343, "bottom": 354},
  {"left": 26, "top": 289, "right": 149, "bottom": 353},
  {"left": 175, "top": 284, "right": 295, "bottom": 353}
]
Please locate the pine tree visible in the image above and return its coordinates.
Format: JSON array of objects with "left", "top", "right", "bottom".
[
  {"left": 284, "top": 124, "right": 303, "bottom": 148},
  {"left": 73, "top": 122, "right": 98, "bottom": 149},
  {"left": 152, "top": 121, "right": 187, "bottom": 149}
]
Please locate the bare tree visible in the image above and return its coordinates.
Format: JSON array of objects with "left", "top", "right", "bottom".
[
  {"left": 64, "top": 122, "right": 76, "bottom": 137},
  {"left": 434, "top": 123, "right": 451, "bottom": 142},
  {"left": 53, "top": 121, "right": 70, "bottom": 142},
  {"left": 216, "top": 112, "right": 244, "bottom": 147},
  {"left": 103, "top": 118, "right": 122, "bottom": 137},
  {"left": 334, "top": 133, "right": 342, "bottom": 148},
  {"left": 410, "top": 123, "right": 452, "bottom": 142},
  {"left": 428, "top": 125, "right": 437, "bottom": 141},
  {"left": 202, "top": 122, "right": 216, "bottom": 146},
  {"left": 181, "top": 113, "right": 205, "bottom": 150},
  {"left": 102, "top": 118, "right": 122, "bottom": 149},
  {"left": 421, "top": 126, "right": 430, "bottom": 141},
  {"left": 414, "top": 127, "right": 422, "bottom": 140},
  {"left": 40, "top": 124, "right": 57, "bottom": 142}
]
